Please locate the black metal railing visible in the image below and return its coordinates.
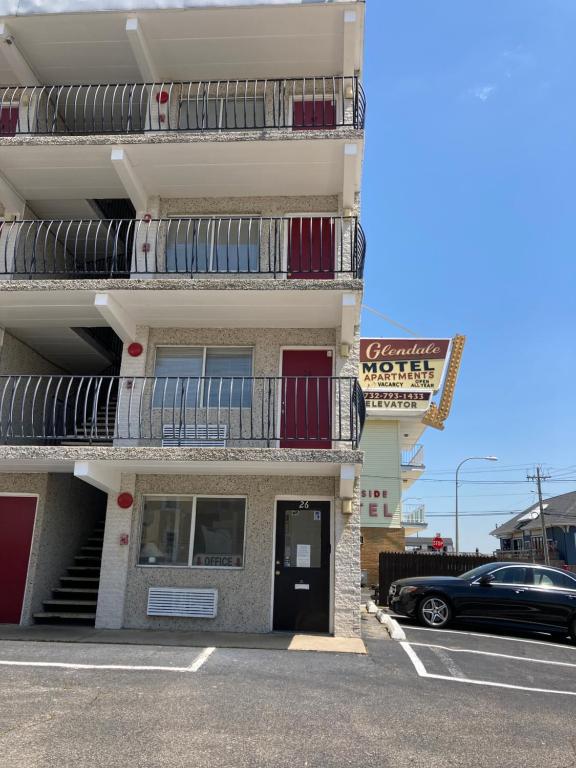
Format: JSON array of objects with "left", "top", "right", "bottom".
[
  {"left": 0, "top": 375, "right": 365, "bottom": 448},
  {"left": 0, "top": 216, "right": 365, "bottom": 278},
  {"left": 0, "top": 77, "right": 365, "bottom": 136}
]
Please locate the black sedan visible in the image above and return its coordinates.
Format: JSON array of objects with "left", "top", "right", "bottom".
[{"left": 388, "top": 562, "right": 576, "bottom": 641}]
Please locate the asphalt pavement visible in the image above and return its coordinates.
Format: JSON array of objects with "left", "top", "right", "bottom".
[{"left": 0, "top": 616, "right": 574, "bottom": 768}]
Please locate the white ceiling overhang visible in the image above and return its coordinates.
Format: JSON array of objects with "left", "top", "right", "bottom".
[
  {"left": 0, "top": 3, "right": 364, "bottom": 83},
  {"left": 0, "top": 135, "right": 362, "bottom": 202},
  {"left": 0, "top": 283, "right": 362, "bottom": 330}
]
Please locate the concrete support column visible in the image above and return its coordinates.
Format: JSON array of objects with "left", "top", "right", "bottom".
[
  {"left": 115, "top": 326, "right": 150, "bottom": 445},
  {"left": 333, "top": 484, "right": 361, "bottom": 637},
  {"left": 95, "top": 474, "right": 136, "bottom": 629},
  {"left": 0, "top": 198, "right": 26, "bottom": 278},
  {"left": 131, "top": 196, "right": 160, "bottom": 277}
]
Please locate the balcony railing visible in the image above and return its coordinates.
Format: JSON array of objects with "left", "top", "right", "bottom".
[
  {"left": 0, "top": 77, "right": 365, "bottom": 136},
  {"left": 402, "top": 503, "right": 426, "bottom": 526},
  {"left": 0, "top": 375, "right": 365, "bottom": 448},
  {"left": 0, "top": 216, "right": 365, "bottom": 279},
  {"left": 401, "top": 444, "right": 424, "bottom": 468},
  {"left": 495, "top": 544, "right": 560, "bottom": 563}
]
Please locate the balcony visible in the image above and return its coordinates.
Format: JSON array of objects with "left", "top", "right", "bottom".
[
  {"left": 401, "top": 503, "right": 427, "bottom": 534},
  {"left": 495, "top": 544, "right": 561, "bottom": 565},
  {"left": 0, "top": 216, "right": 365, "bottom": 280},
  {"left": 401, "top": 444, "right": 424, "bottom": 468},
  {"left": 0, "top": 77, "right": 365, "bottom": 137},
  {"left": 401, "top": 443, "right": 425, "bottom": 487},
  {"left": 0, "top": 375, "right": 365, "bottom": 449}
]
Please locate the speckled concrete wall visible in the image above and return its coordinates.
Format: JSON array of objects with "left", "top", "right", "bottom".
[
  {"left": 159, "top": 195, "right": 343, "bottom": 217},
  {"left": 122, "top": 473, "right": 340, "bottom": 633},
  {"left": 0, "top": 128, "right": 363, "bottom": 149},
  {"left": 0, "top": 330, "right": 65, "bottom": 375}
]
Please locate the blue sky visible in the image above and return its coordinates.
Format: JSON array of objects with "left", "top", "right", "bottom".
[{"left": 360, "top": 0, "right": 576, "bottom": 553}]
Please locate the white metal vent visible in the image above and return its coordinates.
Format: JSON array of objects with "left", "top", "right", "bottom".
[
  {"left": 162, "top": 424, "right": 228, "bottom": 447},
  {"left": 147, "top": 587, "right": 218, "bottom": 618}
]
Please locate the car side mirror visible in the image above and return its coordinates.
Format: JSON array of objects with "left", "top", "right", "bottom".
[{"left": 478, "top": 574, "right": 495, "bottom": 586}]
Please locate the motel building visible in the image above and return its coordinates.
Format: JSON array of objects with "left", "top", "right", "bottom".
[
  {"left": 358, "top": 338, "right": 464, "bottom": 585},
  {"left": 0, "top": 0, "right": 368, "bottom": 638}
]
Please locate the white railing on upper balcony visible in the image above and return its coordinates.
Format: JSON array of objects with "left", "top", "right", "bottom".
[
  {"left": 0, "top": 77, "right": 365, "bottom": 136},
  {"left": 401, "top": 444, "right": 424, "bottom": 468},
  {"left": 0, "top": 216, "right": 365, "bottom": 278},
  {"left": 402, "top": 503, "right": 426, "bottom": 526}
]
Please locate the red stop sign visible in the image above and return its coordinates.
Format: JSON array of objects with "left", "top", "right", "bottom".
[{"left": 432, "top": 535, "right": 444, "bottom": 551}]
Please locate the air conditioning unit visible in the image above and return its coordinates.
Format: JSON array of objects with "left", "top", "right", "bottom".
[{"left": 147, "top": 587, "right": 218, "bottom": 618}]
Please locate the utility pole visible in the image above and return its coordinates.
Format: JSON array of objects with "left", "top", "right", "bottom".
[{"left": 527, "top": 467, "right": 550, "bottom": 566}]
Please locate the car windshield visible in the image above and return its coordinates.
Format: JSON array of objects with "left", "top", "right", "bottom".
[{"left": 458, "top": 564, "right": 496, "bottom": 580}]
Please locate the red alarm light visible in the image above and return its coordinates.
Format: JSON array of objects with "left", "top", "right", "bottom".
[
  {"left": 127, "top": 342, "right": 143, "bottom": 357},
  {"left": 155, "top": 90, "right": 169, "bottom": 104},
  {"left": 117, "top": 492, "right": 134, "bottom": 509}
]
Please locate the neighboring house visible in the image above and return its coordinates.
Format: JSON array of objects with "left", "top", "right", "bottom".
[
  {"left": 0, "top": 1, "right": 367, "bottom": 638},
  {"left": 490, "top": 491, "right": 576, "bottom": 567},
  {"left": 405, "top": 536, "right": 454, "bottom": 554}
]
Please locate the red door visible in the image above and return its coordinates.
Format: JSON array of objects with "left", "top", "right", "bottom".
[
  {"left": 0, "top": 496, "right": 37, "bottom": 623},
  {"left": 288, "top": 217, "right": 335, "bottom": 279},
  {"left": 281, "top": 349, "right": 332, "bottom": 448},
  {"left": 0, "top": 107, "right": 18, "bottom": 136},
  {"left": 292, "top": 100, "right": 336, "bottom": 130}
]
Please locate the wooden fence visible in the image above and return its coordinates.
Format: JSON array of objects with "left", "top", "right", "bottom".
[{"left": 379, "top": 551, "right": 496, "bottom": 605}]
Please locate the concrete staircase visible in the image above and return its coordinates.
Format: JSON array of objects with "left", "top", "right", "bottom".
[{"left": 33, "top": 520, "right": 104, "bottom": 626}]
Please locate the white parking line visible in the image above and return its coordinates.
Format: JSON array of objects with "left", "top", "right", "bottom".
[
  {"left": 400, "top": 624, "right": 575, "bottom": 650},
  {"left": 0, "top": 646, "right": 216, "bottom": 674},
  {"left": 400, "top": 642, "right": 576, "bottom": 697},
  {"left": 188, "top": 646, "right": 215, "bottom": 671},
  {"left": 409, "top": 642, "right": 576, "bottom": 669}
]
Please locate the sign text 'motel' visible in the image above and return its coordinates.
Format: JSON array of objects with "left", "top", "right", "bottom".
[{"left": 359, "top": 338, "right": 451, "bottom": 401}]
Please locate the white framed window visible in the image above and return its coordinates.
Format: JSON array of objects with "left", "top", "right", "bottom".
[
  {"left": 153, "top": 346, "right": 253, "bottom": 407},
  {"left": 165, "top": 217, "right": 260, "bottom": 274},
  {"left": 178, "top": 96, "right": 265, "bottom": 130},
  {"left": 139, "top": 495, "right": 246, "bottom": 568}
]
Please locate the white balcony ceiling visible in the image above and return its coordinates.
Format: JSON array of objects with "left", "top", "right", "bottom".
[
  {"left": 0, "top": 138, "right": 359, "bottom": 201},
  {"left": 0, "top": 286, "right": 353, "bottom": 328},
  {"left": 0, "top": 3, "right": 363, "bottom": 83},
  {"left": 8, "top": 326, "right": 113, "bottom": 373}
]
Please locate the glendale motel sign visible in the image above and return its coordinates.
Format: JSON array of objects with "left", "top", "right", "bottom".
[{"left": 359, "top": 338, "right": 451, "bottom": 414}]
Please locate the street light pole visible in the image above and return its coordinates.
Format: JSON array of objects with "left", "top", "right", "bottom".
[{"left": 455, "top": 455, "right": 498, "bottom": 554}]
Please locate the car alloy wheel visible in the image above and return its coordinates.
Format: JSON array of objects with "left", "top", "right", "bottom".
[{"left": 419, "top": 596, "right": 451, "bottom": 628}]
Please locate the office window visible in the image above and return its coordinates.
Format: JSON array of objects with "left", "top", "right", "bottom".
[{"left": 139, "top": 496, "right": 246, "bottom": 568}]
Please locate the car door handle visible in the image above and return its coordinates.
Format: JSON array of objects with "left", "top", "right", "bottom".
[{"left": 514, "top": 589, "right": 525, "bottom": 594}]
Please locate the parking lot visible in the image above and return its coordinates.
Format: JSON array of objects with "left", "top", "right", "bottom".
[
  {"left": 0, "top": 622, "right": 575, "bottom": 768},
  {"left": 389, "top": 615, "right": 576, "bottom": 697}
]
